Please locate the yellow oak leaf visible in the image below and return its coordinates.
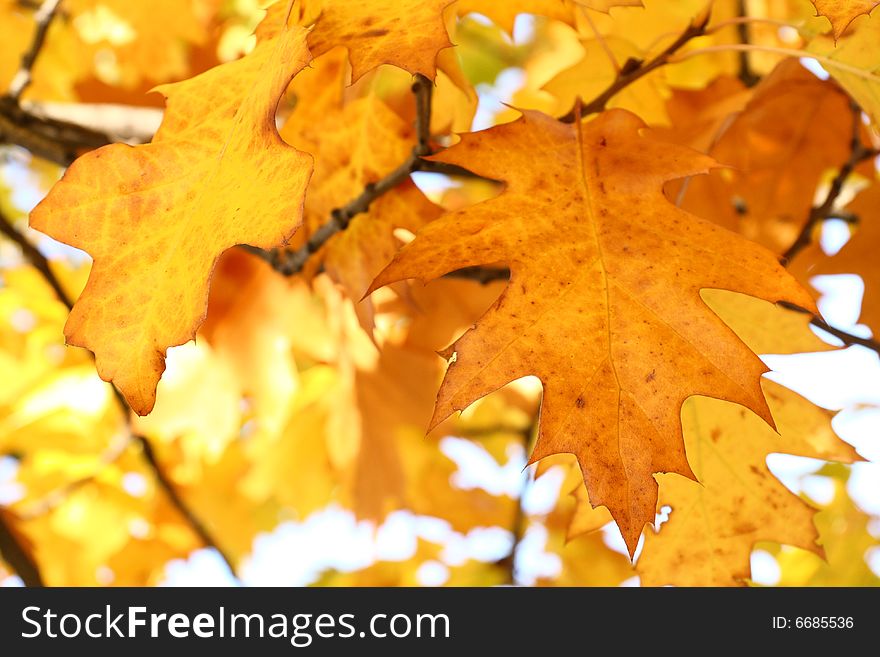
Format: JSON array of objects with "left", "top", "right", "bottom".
[
  {"left": 811, "top": 0, "right": 880, "bottom": 39},
  {"left": 770, "top": 465, "right": 880, "bottom": 586},
  {"left": 370, "top": 108, "right": 815, "bottom": 555},
  {"left": 808, "top": 15, "right": 880, "bottom": 124},
  {"left": 29, "top": 18, "right": 314, "bottom": 416},
  {"left": 638, "top": 381, "right": 860, "bottom": 586},
  {"left": 544, "top": 35, "right": 672, "bottom": 124}
]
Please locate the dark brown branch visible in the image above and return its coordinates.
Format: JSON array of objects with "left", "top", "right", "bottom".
[
  {"left": 0, "top": 97, "right": 113, "bottom": 166},
  {"left": 559, "top": 12, "right": 711, "bottom": 123},
  {"left": 444, "top": 265, "right": 510, "bottom": 285},
  {"left": 495, "top": 418, "right": 536, "bottom": 585},
  {"left": 5, "top": 0, "right": 63, "bottom": 103},
  {"left": 1, "top": 212, "right": 237, "bottom": 575},
  {"left": 735, "top": 0, "right": 760, "bottom": 87},
  {"left": 107, "top": 390, "right": 237, "bottom": 574},
  {"left": 133, "top": 430, "right": 237, "bottom": 572},
  {"left": 778, "top": 302, "right": 880, "bottom": 355},
  {"left": 246, "top": 74, "right": 436, "bottom": 276},
  {"left": 0, "top": 207, "right": 73, "bottom": 308},
  {"left": 783, "top": 103, "right": 879, "bottom": 263},
  {"left": 254, "top": 17, "right": 711, "bottom": 278},
  {"left": 0, "top": 511, "right": 44, "bottom": 586}
]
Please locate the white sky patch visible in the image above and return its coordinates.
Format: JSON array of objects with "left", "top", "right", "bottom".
[
  {"left": 522, "top": 466, "right": 564, "bottom": 516},
  {"left": 800, "top": 475, "right": 837, "bottom": 505},
  {"left": 160, "top": 549, "right": 239, "bottom": 587},
  {"left": 472, "top": 68, "right": 526, "bottom": 132},
  {"left": 766, "top": 454, "right": 826, "bottom": 497},
  {"left": 820, "top": 218, "right": 853, "bottom": 256},
  {"left": 441, "top": 436, "right": 527, "bottom": 498},
  {"left": 750, "top": 549, "right": 782, "bottom": 586},
  {"left": 800, "top": 57, "right": 831, "bottom": 80},
  {"left": 813, "top": 275, "right": 869, "bottom": 335},
  {"left": 416, "top": 560, "right": 450, "bottom": 587},
  {"left": 0, "top": 456, "right": 24, "bottom": 505},
  {"left": 514, "top": 525, "right": 561, "bottom": 585}
]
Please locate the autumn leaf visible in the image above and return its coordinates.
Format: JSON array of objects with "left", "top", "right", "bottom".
[
  {"left": 297, "top": 0, "right": 454, "bottom": 81},
  {"left": 671, "top": 60, "right": 861, "bottom": 254},
  {"left": 370, "top": 108, "right": 815, "bottom": 554},
  {"left": 28, "top": 17, "right": 314, "bottom": 415},
  {"left": 637, "top": 381, "right": 860, "bottom": 586},
  {"left": 808, "top": 15, "right": 880, "bottom": 125},
  {"left": 769, "top": 464, "right": 880, "bottom": 586},
  {"left": 811, "top": 0, "right": 880, "bottom": 40}
]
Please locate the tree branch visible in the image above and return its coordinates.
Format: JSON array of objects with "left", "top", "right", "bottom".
[
  {"left": 245, "top": 74, "right": 435, "bottom": 276},
  {"left": 444, "top": 265, "right": 510, "bottom": 285},
  {"left": 558, "top": 12, "right": 711, "bottom": 123},
  {"left": 0, "top": 96, "right": 113, "bottom": 166},
  {"left": 495, "top": 418, "right": 536, "bottom": 585},
  {"left": 783, "top": 102, "right": 878, "bottom": 263},
  {"left": 0, "top": 511, "right": 43, "bottom": 586},
  {"left": 5, "top": 0, "right": 63, "bottom": 103},
  {"left": 735, "top": 0, "right": 761, "bottom": 87},
  {"left": 0, "top": 208, "right": 73, "bottom": 308},
  {"left": 778, "top": 302, "right": 880, "bottom": 355},
  {"left": 0, "top": 213, "right": 238, "bottom": 576}
]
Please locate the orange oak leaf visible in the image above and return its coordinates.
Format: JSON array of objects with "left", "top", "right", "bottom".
[
  {"left": 370, "top": 108, "right": 816, "bottom": 555},
  {"left": 29, "top": 18, "right": 314, "bottom": 416},
  {"left": 812, "top": 0, "right": 880, "bottom": 40},
  {"left": 672, "top": 61, "right": 860, "bottom": 255},
  {"left": 296, "top": 0, "right": 455, "bottom": 81}
]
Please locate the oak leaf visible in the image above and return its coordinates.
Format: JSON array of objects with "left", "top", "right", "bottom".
[
  {"left": 811, "top": 0, "right": 880, "bottom": 39},
  {"left": 637, "top": 381, "right": 860, "bottom": 585},
  {"left": 672, "top": 61, "right": 861, "bottom": 254},
  {"left": 297, "top": 0, "right": 454, "bottom": 81},
  {"left": 29, "top": 20, "right": 314, "bottom": 415},
  {"left": 771, "top": 465, "right": 880, "bottom": 586},
  {"left": 370, "top": 108, "right": 815, "bottom": 554},
  {"left": 808, "top": 15, "right": 880, "bottom": 125}
]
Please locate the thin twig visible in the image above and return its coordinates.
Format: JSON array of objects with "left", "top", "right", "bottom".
[
  {"left": 0, "top": 208, "right": 72, "bottom": 308},
  {"left": 778, "top": 302, "right": 880, "bottom": 354},
  {"left": 495, "top": 418, "right": 536, "bottom": 585},
  {"left": 444, "top": 266, "right": 510, "bottom": 285},
  {"left": 246, "top": 74, "right": 435, "bottom": 276},
  {"left": 5, "top": 0, "right": 63, "bottom": 103},
  {"left": 134, "top": 430, "right": 238, "bottom": 572},
  {"left": 783, "top": 103, "right": 878, "bottom": 263},
  {"left": 0, "top": 512, "right": 43, "bottom": 586},
  {"left": 734, "top": 0, "right": 761, "bottom": 87},
  {"left": 0, "top": 213, "right": 238, "bottom": 574},
  {"left": 0, "top": 97, "right": 113, "bottom": 166},
  {"left": 558, "top": 12, "right": 711, "bottom": 123}
]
